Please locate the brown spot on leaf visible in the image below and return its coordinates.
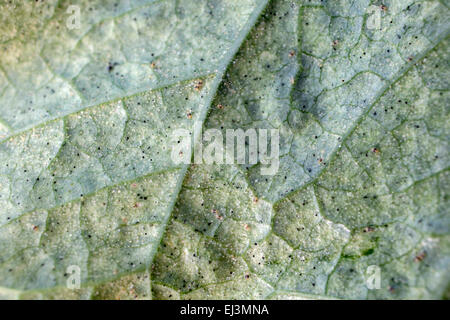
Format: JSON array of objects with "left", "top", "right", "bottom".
[
  {"left": 414, "top": 252, "right": 426, "bottom": 262},
  {"left": 194, "top": 80, "right": 204, "bottom": 91}
]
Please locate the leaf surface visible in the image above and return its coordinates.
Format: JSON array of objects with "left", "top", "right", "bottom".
[{"left": 0, "top": 0, "right": 449, "bottom": 300}]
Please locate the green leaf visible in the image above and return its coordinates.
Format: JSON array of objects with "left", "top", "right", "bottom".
[
  {"left": 0, "top": 0, "right": 270, "bottom": 298},
  {"left": 0, "top": 0, "right": 449, "bottom": 300}
]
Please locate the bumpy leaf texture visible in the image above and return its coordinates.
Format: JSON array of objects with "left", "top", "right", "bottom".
[{"left": 0, "top": 0, "right": 448, "bottom": 300}]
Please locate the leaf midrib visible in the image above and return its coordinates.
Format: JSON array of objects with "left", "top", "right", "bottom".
[{"left": 146, "top": 0, "right": 271, "bottom": 291}]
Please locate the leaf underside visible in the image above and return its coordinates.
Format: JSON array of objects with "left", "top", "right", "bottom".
[{"left": 0, "top": 0, "right": 449, "bottom": 300}]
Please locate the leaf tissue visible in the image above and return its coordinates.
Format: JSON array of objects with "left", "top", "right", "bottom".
[{"left": 0, "top": 0, "right": 448, "bottom": 300}]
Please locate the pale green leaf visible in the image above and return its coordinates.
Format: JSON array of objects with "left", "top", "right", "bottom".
[{"left": 0, "top": 0, "right": 449, "bottom": 300}]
